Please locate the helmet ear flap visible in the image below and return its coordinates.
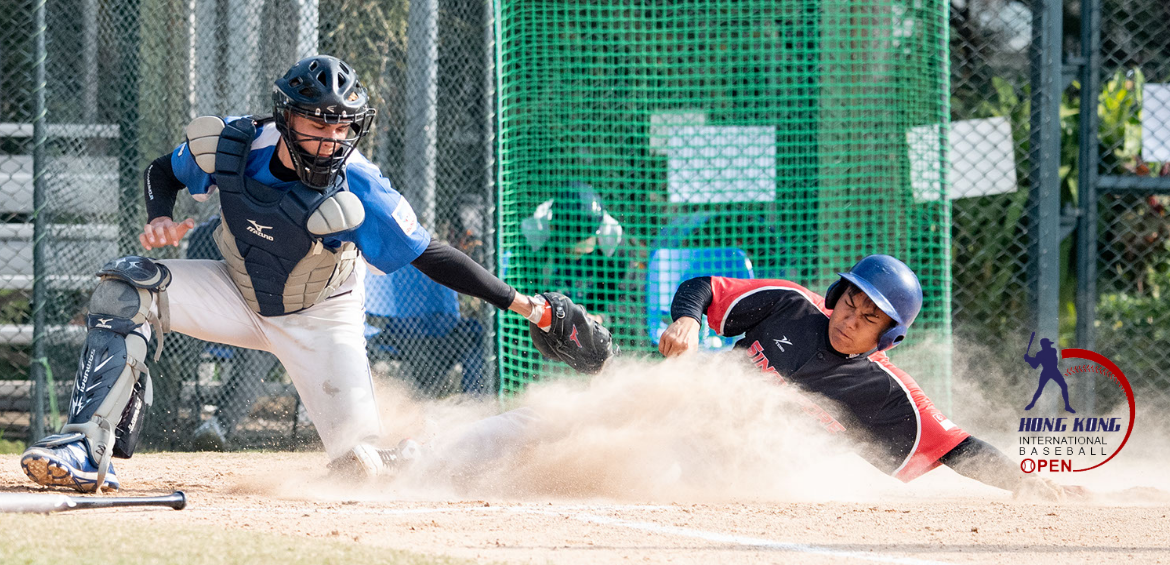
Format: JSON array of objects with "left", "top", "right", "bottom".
[
  {"left": 824, "top": 278, "right": 846, "bottom": 309},
  {"left": 877, "top": 325, "right": 908, "bottom": 351}
]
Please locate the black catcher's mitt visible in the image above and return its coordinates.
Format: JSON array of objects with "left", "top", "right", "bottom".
[{"left": 529, "top": 292, "right": 614, "bottom": 374}]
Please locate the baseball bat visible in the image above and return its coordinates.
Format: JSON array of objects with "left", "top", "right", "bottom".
[
  {"left": 0, "top": 491, "right": 186, "bottom": 514},
  {"left": 1025, "top": 331, "right": 1035, "bottom": 356}
]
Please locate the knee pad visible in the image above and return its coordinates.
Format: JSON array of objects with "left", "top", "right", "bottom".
[{"left": 60, "top": 257, "right": 170, "bottom": 489}]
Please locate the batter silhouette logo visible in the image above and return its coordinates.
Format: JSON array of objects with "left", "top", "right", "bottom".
[{"left": 1015, "top": 332, "right": 1135, "bottom": 474}]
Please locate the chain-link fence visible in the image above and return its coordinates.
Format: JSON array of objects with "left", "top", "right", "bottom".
[
  {"left": 949, "top": 0, "right": 1041, "bottom": 384},
  {"left": 949, "top": 0, "right": 1170, "bottom": 418},
  {"left": 3, "top": 0, "right": 1168, "bottom": 453},
  {"left": 1087, "top": 0, "right": 1170, "bottom": 411},
  {"left": 0, "top": 0, "right": 493, "bottom": 450}
]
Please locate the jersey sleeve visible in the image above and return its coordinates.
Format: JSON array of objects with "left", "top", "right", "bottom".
[
  {"left": 340, "top": 159, "right": 432, "bottom": 274},
  {"left": 869, "top": 352, "right": 971, "bottom": 482},
  {"left": 706, "top": 277, "right": 827, "bottom": 337},
  {"left": 170, "top": 141, "right": 215, "bottom": 197}
]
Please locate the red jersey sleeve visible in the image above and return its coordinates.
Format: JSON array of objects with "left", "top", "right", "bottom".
[
  {"left": 869, "top": 351, "right": 970, "bottom": 481},
  {"left": 707, "top": 277, "right": 826, "bottom": 336}
]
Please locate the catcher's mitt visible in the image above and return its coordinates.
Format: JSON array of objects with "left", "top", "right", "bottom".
[{"left": 528, "top": 292, "right": 615, "bottom": 374}]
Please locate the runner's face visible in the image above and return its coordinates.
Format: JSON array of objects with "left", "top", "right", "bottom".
[{"left": 828, "top": 288, "right": 893, "bottom": 355}]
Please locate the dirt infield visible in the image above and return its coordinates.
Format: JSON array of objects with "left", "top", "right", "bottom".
[
  {"left": 2, "top": 451, "right": 1169, "bottom": 564},
  {"left": 5, "top": 358, "right": 1169, "bottom": 563}
]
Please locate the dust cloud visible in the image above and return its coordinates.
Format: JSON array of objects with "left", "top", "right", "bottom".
[
  {"left": 271, "top": 337, "right": 1168, "bottom": 505},
  {"left": 945, "top": 336, "right": 1170, "bottom": 504},
  {"left": 361, "top": 354, "right": 895, "bottom": 502}
]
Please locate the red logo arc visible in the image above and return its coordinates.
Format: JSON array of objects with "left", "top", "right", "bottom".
[{"left": 1060, "top": 348, "right": 1135, "bottom": 472}]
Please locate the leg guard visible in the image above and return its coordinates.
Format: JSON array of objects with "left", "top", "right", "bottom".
[{"left": 58, "top": 256, "right": 170, "bottom": 492}]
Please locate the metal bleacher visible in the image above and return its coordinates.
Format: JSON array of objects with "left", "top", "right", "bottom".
[{"left": 0, "top": 123, "right": 121, "bottom": 347}]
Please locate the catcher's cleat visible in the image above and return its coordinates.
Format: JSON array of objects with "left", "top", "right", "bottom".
[
  {"left": 20, "top": 434, "right": 121, "bottom": 493},
  {"left": 328, "top": 439, "right": 422, "bottom": 480}
]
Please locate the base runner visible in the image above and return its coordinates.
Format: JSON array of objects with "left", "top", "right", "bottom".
[{"left": 429, "top": 255, "right": 1075, "bottom": 500}]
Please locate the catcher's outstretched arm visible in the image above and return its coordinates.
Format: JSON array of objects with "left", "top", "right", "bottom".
[
  {"left": 407, "top": 241, "right": 613, "bottom": 373},
  {"left": 411, "top": 240, "right": 517, "bottom": 310}
]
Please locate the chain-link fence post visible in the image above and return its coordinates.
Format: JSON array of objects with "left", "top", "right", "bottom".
[
  {"left": 1075, "top": 0, "right": 1101, "bottom": 415},
  {"left": 1027, "top": 0, "right": 1062, "bottom": 343},
  {"left": 405, "top": 0, "right": 438, "bottom": 229},
  {"left": 28, "top": 0, "right": 47, "bottom": 442}
]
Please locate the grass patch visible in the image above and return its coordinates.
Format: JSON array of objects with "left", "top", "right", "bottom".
[
  {"left": 0, "top": 514, "right": 475, "bottom": 565},
  {"left": 0, "top": 438, "right": 24, "bottom": 454}
]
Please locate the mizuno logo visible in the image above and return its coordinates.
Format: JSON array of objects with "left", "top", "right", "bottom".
[
  {"left": 246, "top": 220, "right": 274, "bottom": 241},
  {"left": 570, "top": 325, "right": 583, "bottom": 348},
  {"left": 96, "top": 318, "right": 113, "bottom": 329},
  {"left": 773, "top": 336, "right": 792, "bottom": 352}
]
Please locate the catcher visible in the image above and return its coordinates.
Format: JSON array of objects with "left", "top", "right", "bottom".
[{"left": 18, "top": 54, "right": 607, "bottom": 492}]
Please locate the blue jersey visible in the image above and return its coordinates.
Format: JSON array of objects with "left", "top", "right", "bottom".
[{"left": 170, "top": 118, "right": 431, "bottom": 275}]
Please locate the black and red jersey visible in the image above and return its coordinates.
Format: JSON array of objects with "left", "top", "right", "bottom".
[{"left": 694, "top": 276, "right": 969, "bottom": 481}]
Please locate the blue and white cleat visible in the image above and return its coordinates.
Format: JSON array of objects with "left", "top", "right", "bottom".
[{"left": 20, "top": 433, "right": 120, "bottom": 493}]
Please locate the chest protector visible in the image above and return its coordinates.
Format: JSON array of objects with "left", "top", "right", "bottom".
[{"left": 212, "top": 118, "right": 365, "bottom": 316}]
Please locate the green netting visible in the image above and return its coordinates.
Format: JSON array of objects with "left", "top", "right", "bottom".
[{"left": 496, "top": 0, "right": 952, "bottom": 401}]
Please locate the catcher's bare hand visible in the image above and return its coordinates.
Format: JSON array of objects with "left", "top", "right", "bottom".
[
  {"left": 659, "top": 316, "right": 700, "bottom": 358},
  {"left": 139, "top": 216, "right": 196, "bottom": 250}
]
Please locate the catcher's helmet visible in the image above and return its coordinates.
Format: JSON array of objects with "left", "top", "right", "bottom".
[
  {"left": 824, "top": 255, "right": 923, "bottom": 351},
  {"left": 273, "top": 55, "right": 375, "bottom": 189}
]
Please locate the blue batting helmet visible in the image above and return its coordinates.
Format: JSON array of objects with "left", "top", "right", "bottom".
[{"left": 824, "top": 255, "right": 923, "bottom": 351}]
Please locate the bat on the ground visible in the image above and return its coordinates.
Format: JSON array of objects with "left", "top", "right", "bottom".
[
  {"left": 1025, "top": 331, "right": 1036, "bottom": 356},
  {"left": 0, "top": 491, "right": 186, "bottom": 514}
]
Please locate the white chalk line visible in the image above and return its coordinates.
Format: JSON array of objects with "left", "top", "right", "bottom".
[
  {"left": 212, "top": 503, "right": 672, "bottom": 516},
  {"left": 209, "top": 503, "right": 953, "bottom": 564},
  {"left": 515, "top": 508, "right": 953, "bottom": 565}
]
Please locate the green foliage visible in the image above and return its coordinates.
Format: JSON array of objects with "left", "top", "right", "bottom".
[
  {"left": 952, "top": 68, "right": 1168, "bottom": 354},
  {"left": 0, "top": 436, "right": 22, "bottom": 454},
  {"left": 950, "top": 77, "right": 1032, "bottom": 349},
  {"left": 1097, "top": 69, "right": 1146, "bottom": 173},
  {"left": 1095, "top": 261, "right": 1170, "bottom": 395}
]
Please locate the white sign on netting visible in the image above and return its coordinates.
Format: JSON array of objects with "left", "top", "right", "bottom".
[{"left": 664, "top": 126, "right": 776, "bottom": 204}]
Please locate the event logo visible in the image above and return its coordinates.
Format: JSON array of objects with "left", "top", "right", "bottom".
[{"left": 1015, "top": 332, "right": 1135, "bottom": 473}]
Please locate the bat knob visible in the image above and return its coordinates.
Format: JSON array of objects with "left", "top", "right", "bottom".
[{"left": 172, "top": 491, "right": 187, "bottom": 511}]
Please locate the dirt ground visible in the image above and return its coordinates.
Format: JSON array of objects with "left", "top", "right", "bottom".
[
  {"left": 7, "top": 357, "right": 1170, "bottom": 564},
  {"left": 2, "top": 451, "right": 1169, "bottom": 565}
]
